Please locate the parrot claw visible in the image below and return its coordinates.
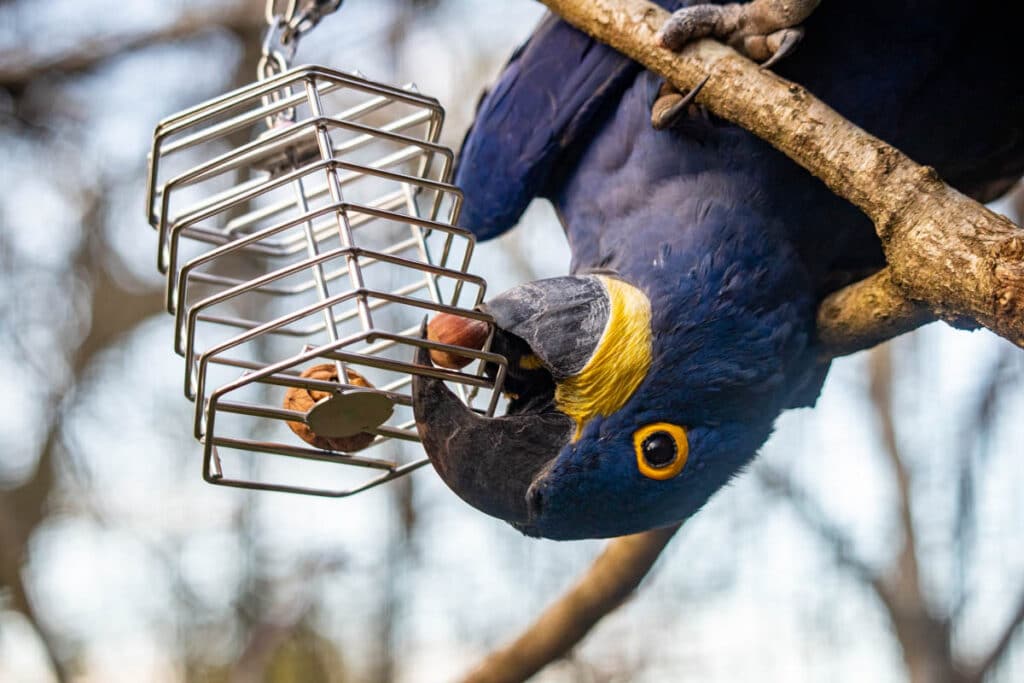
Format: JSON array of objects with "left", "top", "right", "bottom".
[
  {"left": 651, "top": 75, "right": 710, "bottom": 130},
  {"left": 758, "top": 27, "right": 805, "bottom": 70},
  {"left": 656, "top": 4, "right": 732, "bottom": 51},
  {"left": 656, "top": 0, "right": 819, "bottom": 70}
]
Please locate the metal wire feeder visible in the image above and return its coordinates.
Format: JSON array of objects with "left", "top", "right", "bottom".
[{"left": 145, "top": 0, "right": 507, "bottom": 497}]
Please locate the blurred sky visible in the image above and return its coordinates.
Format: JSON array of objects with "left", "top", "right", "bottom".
[{"left": 0, "top": 2, "right": 1022, "bottom": 682}]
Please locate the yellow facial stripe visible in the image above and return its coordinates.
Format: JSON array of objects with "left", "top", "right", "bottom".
[
  {"left": 519, "top": 354, "right": 545, "bottom": 370},
  {"left": 555, "top": 276, "right": 652, "bottom": 440},
  {"left": 633, "top": 423, "right": 689, "bottom": 480}
]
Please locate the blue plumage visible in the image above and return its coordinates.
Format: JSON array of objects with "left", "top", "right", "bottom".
[{"left": 411, "top": 0, "right": 1024, "bottom": 539}]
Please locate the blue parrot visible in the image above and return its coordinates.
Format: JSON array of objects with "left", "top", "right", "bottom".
[{"left": 411, "top": 0, "right": 1024, "bottom": 540}]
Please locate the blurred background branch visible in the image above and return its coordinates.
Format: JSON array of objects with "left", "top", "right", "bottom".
[
  {"left": 0, "top": 2, "right": 261, "bottom": 92},
  {"left": 757, "top": 341, "right": 1024, "bottom": 683},
  {"left": 462, "top": 524, "right": 680, "bottom": 683}
]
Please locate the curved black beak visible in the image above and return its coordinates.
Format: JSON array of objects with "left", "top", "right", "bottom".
[
  {"left": 411, "top": 343, "right": 574, "bottom": 531},
  {"left": 412, "top": 276, "right": 616, "bottom": 533}
]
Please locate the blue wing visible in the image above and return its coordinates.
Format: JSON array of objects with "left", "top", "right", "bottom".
[{"left": 453, "top": 8, "right": 673, "bottom": 241}]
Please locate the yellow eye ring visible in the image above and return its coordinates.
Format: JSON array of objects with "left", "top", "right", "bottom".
[{"left": 633, "top": 423, "right": 689, "bottom": 480}]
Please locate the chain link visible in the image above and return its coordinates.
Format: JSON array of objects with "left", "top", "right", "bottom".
[
  {"left": 264, "top": 0, "right": 298, "bottom": 27},
  {"left": 260, "top": 0, "right": 343, "bottom": 80},
  {"left": 285, "top": 0, "right": 344, "bottom": 41}
]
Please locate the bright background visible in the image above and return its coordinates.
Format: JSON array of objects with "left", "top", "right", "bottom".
[{"left": 0, "top": 1, "right": 1022, "bottom": 681}]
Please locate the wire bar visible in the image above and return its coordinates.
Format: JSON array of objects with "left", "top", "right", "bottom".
[{"left": 148, "top": 64, "right": 505, "bottom": 497}]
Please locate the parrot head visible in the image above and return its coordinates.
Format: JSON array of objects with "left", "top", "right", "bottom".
[{"left": 412, "top": 243, "right": 819, "bottom": 540}]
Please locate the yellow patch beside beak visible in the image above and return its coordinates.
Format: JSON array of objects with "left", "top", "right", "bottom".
[{"left": 555, "top": 276, "right": 653, "bottom": 440}]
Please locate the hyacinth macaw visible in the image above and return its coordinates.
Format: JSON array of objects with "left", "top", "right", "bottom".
[{"left": 411, "top": 0, "right": 1024, "bottom": 540}]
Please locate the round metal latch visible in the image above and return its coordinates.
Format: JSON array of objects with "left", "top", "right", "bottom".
[{"left": 306, "top": 389, "right": 394, "bottom": 438}]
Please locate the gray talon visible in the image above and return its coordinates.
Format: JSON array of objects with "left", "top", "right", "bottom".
[
  {"left": 651, "top": 75, "right": 711, "bottom": 130},
  {"left": 759, "top": 27, "right": 805, "bottom": 69}
]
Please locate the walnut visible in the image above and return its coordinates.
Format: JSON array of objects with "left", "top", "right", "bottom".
[
  {"left": 426, "top": 313, "right": 490, "bottom": 369},
  {"left": 283, "top": 364, "right": 376, "bottom": 452}
]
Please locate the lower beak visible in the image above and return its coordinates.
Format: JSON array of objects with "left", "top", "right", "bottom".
[{"left": 411, "top": 344, "right": 574, "bottom": 530}]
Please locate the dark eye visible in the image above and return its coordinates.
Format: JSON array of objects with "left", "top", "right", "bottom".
[
  {"left": 642, "top": 432, "right": 677, "bottom": 468},
  {"left": 633, "top": 423, "right": 688, "bottom": 480}
]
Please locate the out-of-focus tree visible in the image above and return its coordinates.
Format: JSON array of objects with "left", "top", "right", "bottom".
[
  {"left": 0, "top": 2, "right": 362, "bottom": 680},
  {"left": 772, "top": 190, "right": 1024, "bottom": 683},
  {"left": 756, "top": 323, "right": 1024, "bottom": 683}
]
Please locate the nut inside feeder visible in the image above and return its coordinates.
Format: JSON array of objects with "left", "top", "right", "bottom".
[
  {"left": 283, "top": 364, "right": 389, "bottom": 452},
  {"left": 289, "top": 313, "right": 491, "bottom": 449},
  {"left": 146, "top": 0, "right": 507, "bottom": 497},
  {"left": 426, "top": 313, "right": 491, "bottom": 369}
]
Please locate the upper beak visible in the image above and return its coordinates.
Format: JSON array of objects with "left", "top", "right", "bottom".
[{"left": 411, "top": 343, "right": 574, "bottom": 531}]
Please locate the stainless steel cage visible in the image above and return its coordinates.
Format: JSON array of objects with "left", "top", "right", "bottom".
[{"left": 146, "top": 65, "right": 506, "bottom": 497}]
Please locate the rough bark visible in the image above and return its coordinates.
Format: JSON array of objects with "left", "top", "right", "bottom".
[
  {"left": 816, "top": 268, "right": 935, "bottom": 358},
  {"left": 539, "top": 0, "right": 1024, "bottom": 354}
]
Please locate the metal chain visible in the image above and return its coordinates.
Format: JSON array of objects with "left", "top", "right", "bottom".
[
  {"left": 259, "top": 0, "right": 344, "bottom": 80},
  {"left": 284, "top": 0, "right": 344, "bottom": 41}
]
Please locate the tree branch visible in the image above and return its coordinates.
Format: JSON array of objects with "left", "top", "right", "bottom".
[
  {"left": 460, "top": 524, "right": 680, "bottom": 683},
  {"left": 755, "top": 466, "right": 887, "bottom": 600},
  {"left": 817, "top": 269, "right": 935, "bottom": 358},
  {"left": 868, "top": 348, "right": 924, "bottom": 609},
  {"left": 539, "top": 0, "right": 1024, "bottom": 355},
  {"left": 971, "top": 589, "right": 1024, "bottom": 682},
  {"left": 0, "top": 471, "right": 70, "bottom": 683},
  {"left": 0, "top": 185, "right": 164, "bottom": 683}
]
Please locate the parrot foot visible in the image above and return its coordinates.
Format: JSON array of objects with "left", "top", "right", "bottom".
[
  {"left": 656, "top": 0, "right": 818, "bottom": 69},
  {"left": 651, "top": 75, "right": 710, "bottom": 130}
]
